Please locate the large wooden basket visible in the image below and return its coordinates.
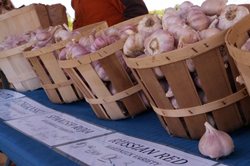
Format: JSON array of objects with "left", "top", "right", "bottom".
[
  {"left": 226, "top": 14, "right": 250, "bottom": 99},
  {"left": 23, "top": 21, "right": 108, "bottom": 104},
  {"left": 123, "top": 20, "right": 250, "bottom": 139},
  {"left": 0, "top": 42, "right": 41, "bottom": 91},
  {"left": 0, "top": 4, "right": 51, "bottom": 41},
  {"left": 58, "top": 15, "right": 151, "bottom": 120}
]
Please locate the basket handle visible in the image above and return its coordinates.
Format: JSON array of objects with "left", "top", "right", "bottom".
[
  {"left": 151, "top": 88, "right": 248, "bottom": 117},
  {"left": 85, "top": 84, "right": 141, "bottom": 104}
]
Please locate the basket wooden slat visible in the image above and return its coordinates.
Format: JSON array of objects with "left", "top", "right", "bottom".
[
  {"left": 59, "top": 15, "right": 151, "bottom": 120},
  {"left": 124, "top": 10, "right": 250, "bottom": 139},
  {"left": 23, "top": 21, "right": 108, "bottom": 103},
  {"left": 226, "top": 13, "right": 250, "bottom": 124},
  {"left": 0, "top": 42, "right": 41, "bottom": 92}
]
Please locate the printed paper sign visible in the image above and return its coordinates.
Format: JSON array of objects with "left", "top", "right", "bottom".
[
  {"left": 0, "top": 97, "right": 56, "bottom": 120},
  {"left": 56, "top": 133, "right": 220, "bottom": 166},
  {"left": 5, "top": 112, "right": 113, "bottom": 146},
  {"left": 0, "top": 89, "right": 25, "bottom": 102}
]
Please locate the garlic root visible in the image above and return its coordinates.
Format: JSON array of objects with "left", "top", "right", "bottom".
[{"left": 198, "top": 122, "right": 234, "bottom": 160}]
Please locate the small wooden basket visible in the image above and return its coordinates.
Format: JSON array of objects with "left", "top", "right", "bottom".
[
  {"left": 0, "top": 42, "right": 41, "bottom": 91},
  {"left": 58, "top": 15, "right": 151, "bottom": 120},
  {"left": 226, "top": 14, "right": 250, "bottom": 98},
  {"left": 123, "top": 24, "right": 250, "bottom": 139},
  {"left": 23, "top": 21, "right": 108, "bottom": 104}
]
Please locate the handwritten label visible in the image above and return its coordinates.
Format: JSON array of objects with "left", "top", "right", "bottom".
[
  {"left": 5, "top": 112, "right": 113, "bottom": 146},
  {"left": 0, "top": 89, "right": 25, "bottom": 102},
  {"left": 0, "top": 97, "right": 55, "bottom": 120},
  {"left": 56, "top": 133, "right": 221, "bottom": 166}
]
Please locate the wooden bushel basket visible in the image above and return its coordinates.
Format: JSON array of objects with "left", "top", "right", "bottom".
[
  {"left": 226, "top": 14, "right": 250, "bottom": 100},
  {"left": 23, "top": 21, "right": 108, "bottom": 104},
  {"left": 0, "top": 42, "right": 41, "bottom": 91},
  {"left": 58, "top": 15, "right": 151, "bottom": 120},
  {"left": 123, "top": 14, "right": 250, "bottom": 140}
]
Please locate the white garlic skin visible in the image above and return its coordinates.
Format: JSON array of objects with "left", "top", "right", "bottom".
[
  {"left": 199, "top": 122, "right": 234, "bottom": 160},
  {"left": 201, "top": 0, "right": 228, "bottom": 16},
  {"left": 218, "top": 4, "right": 249, "bottom": 30}
]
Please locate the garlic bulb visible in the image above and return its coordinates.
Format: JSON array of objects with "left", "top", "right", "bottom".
[
  {"left": 123, "top": 32, "right": 145, "bottom": 58},
  {"left": 168, "top": 24, "right": 200, "bottom": 44},
  {"left": 201, "top": 0, "right": 227, "bottom": 16},
  {"left": 161, "top": 7, "right": 179, "bottom": 21},
  {"left": 218, "top": 4, "right": 249, "bottom": 30},
  {"left": 177, "top": 1, "right": 194, "bottom": 19},
  {"left": 198, "top": 19, "right": 221, "bottom": 40},
  {"left": 144, "top": 29, "right": 175, "bottom": 56},
  {"left": 170, "top": 97, "right": 179, "bottom": 109},
  {"left": 186, "top": 9, "right": 217, "bottom": 31},
  {"left": 137, "top": 14, "right": 162, "bottom": 38},
  {"left": 199, "top": 122, "right": 234, "bottom": 160},
  {"left": 162, "top": 15, "right": 185, "bottom": 30},
  {"left": 78, "top": 29, "right": 96, "bottom": 52},
  {"left": 118, "top": 24, "right": 137, "bottom": 39},
  {"left": 241, "top": 38, "right": 250, "bottom": 51},
  {"left": 90, "top": 30, "right": 117, "bottom": 52},
  {"left": 66, "top": 39, "right": 89, "bottom": 59},
  {"left": 54, "top": 25, "right": 73, "bottom": 43}
]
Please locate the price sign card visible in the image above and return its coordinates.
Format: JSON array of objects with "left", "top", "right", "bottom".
[
  {"left": 0, "top": 89, "right": 25, "bottom": 102},
  {"left": 0, "top": 97, "right": 56, "bottom": 120},
  {"left": 56, "top": 133, "right": 221, "bottom": 166},
  {"left": 5, "top": 112, "right": 113, "bottom": 147}
]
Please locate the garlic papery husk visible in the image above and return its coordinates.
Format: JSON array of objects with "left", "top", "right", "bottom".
[
  {"left": 137, "top": 54, "right": 164, "bottom": 79},
  {"left": 201, "top": 0, "right": 227, "bottom": 16},
  {"left": 137, "top": 14, "right": 162, "bottom": 38},
  {"left": 91, "top": 61, "right": 109, "bottom": 81},
  {"left": 186, "top": 9, "right": 217, "bottom": 31},
  {"left": 177, "top": 37, "right": 196, "bottom": 73},
  {"left": 123, "top": 32, "right": 145, "bottom": 58},
  {"left": 66, "top": 39, "right": 89, "bottom": 59},
  {"left": 54, "top": 25, "right": 73, "bottom": 43},
  {"left": 241, "top": 38, "right": 250, "bottom": 51},
  {"left": 218, "top": 4, "right": 249, "bottom": 30},
  {"left": 78, "top": 29, "right": 96, "bottom": 52},
  {"left": 118, "top": 24, "right": 137, "bottom": 39},
  {"left": 144, "top": 29, "right": 175, "bottom": 56},
  {"left": 162, "top": 15, "right": 185, "bottom": 30},
  {"left": 90, "top": 30, "right": 117, "bottom": 52},
  {"left": 198, "top": 19, "right": 221, "bottom": 40},
  {"left": 199, "top": 122, "right": 234, "bottom": 160},
  {"left": 162, "top": 7, "right": 179, "bottom": 21},
  {"left": 106, "top": 27, "right": 120, "bottom": 40},
  {"left": 36, "top": 26, "right": 58, "bottom": 41},
  {"left": 168, "top": 24, "right": 200, "bottom": 44},
  {"left": 177, "top": 1, "right": 194, "bottom": 19},
  {"left": 236, "top": 75, "right": 245, "bottom": 85}
]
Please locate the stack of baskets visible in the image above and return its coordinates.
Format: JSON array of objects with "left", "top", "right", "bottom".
[
  {"left": 123, "top": 5, "right": 250, "bottom": 139},
  {"left": 0, "top": 4, "right": 51, "bottom": 92},
  {"left": 23, "top": 21, "right": 109, "bottom": 104},
  {"left": 58, "top": 15, "right": 151, "bottom": 120}
]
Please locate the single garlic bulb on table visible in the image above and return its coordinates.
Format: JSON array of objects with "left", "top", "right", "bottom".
[{"left": 198, "top": 122, "right": 234, "bottom": 160}]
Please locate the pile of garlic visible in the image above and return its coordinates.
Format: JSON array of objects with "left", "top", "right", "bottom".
[
  {"left": 122, "top": 0, "right": 249, "bottom": 109},
  {"left": 0, "top": 30, "right": 36, "bottom": 52},
  {"left": 199, "top": 122, "right": 234, "bottom": 160}
]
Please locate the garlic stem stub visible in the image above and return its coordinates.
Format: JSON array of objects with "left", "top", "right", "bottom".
[{"left": 198, "top": 122, "right": 234, "bottom": 160}]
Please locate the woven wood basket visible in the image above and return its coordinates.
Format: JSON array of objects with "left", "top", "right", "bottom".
[
  {"left": 58, "top": 15, "right": 151, "bottom": 120},
  {"left": 23, "top": 21, "right": 108, "bottom": 104},
  {"left": 0, "top": 4, "right": 51, "bottom": 41},
  {"left": 123, "top": 13, "right": 250, "bottom": 140},
  {"left": 0, "top": 42, "right": 41, "bottom": 91},
  {"left": 226, "top": 14, "right": 250, "bottom": 98}
]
